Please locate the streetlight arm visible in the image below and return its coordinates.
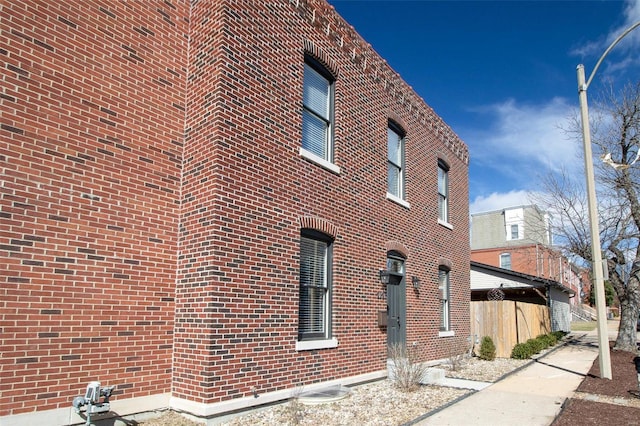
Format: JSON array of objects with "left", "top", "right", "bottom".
[{"left": 584, "top": 21, "right": 640, "bottom": 89}]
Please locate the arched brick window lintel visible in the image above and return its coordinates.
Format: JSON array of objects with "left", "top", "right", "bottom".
[
  {"left": 437, "top": 152, "right": 450, "bottom": 169},
  {"left": 387, "top": 111, "right": 407, "bottom": 133},
  {"left": 385, "top": 240, "right": 409, "bottom": 258},
  {"left": 298, "top": 216, "right": 339, "bottom": 239},
  {"left": 304, "top": 39, "right": 339, "bottom": 78},
  {"left": 438, "top": 257, "right": 453, "bottom": 271}
]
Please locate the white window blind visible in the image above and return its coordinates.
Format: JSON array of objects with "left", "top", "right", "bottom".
[
  {"left": 439, "top": 269, "right": 450, "bottom": 331},
  {"left": 387, "top": 127, "right": 403, "bottom": 197},
  {"left": 299, "top": 235, "right": 328, "bottom": 339},
  {"left": 438, "top": 163, "right": 448, "bottom": 222},
  {"left": 302, "top": 63, "right": 331, "bottom": 159}
]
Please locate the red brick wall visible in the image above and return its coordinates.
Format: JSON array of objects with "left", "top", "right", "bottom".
[
  {"left": 175, "top": 0, "right": 469, "bottom": 405},
  {"left": 471, "top": 246, "right": 583, "bottom": 301},
  {"left": 2, "top": 0, "right": 470, "bottom": 416},
  {"left": 471, "top": 249, "right": 500, "bottom": 268},
  {"left": 1, "top": 0, "right": 187, "bottom": 416},
  {"left": 472, "top": 246, "right": 560, "bottom": 278},
  {"left": 473, "top": 246, "right": 548, "bottom": 276}
]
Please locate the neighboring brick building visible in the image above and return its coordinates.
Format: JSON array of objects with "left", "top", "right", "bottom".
[
  {"left": 1, "top": 1, "right": 470, "bottom": 424},
  {"left": 471, "top": 205, "right": 585, "bottom": 306}
]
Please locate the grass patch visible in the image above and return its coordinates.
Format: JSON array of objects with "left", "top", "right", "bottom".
[{"left": 571, "top": 321, "right": 597, "bottom": 331}]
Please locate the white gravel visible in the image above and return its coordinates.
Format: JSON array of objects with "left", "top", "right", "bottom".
[
  {"left": 141, "top": 356, "right": 530, "bottom": 426},
  {"left": 221, "top": 381, "right": 469, "bottom": 426},
  {"left": 443, "top": 356, "right": 529, "bottom": 382}
]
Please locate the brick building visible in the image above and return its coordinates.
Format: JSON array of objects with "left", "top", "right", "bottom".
[
  {"left": 1, "top": 0, "right": 470, "bottom": 424},
  {"left": 471, "top": 205, "right": 586, "bottom": 305}
]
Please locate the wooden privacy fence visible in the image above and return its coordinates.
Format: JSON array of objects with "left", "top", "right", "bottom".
[{"left": 470, "top": 300, "right": 551, "bottom": 358}]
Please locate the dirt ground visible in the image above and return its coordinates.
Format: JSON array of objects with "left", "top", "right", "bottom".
[{"left": 552, "top": 342, "right": 640, "bottom": 426}]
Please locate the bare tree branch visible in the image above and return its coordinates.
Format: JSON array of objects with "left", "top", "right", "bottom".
[{"left": 533, "top": 80, "right": 640, "bottom": 351}]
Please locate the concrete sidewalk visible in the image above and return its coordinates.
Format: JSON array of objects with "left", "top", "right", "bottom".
[{"left": 415, "top": 322, "right": 619, "bottom": 426}]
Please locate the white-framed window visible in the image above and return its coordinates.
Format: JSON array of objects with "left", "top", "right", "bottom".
[
  {"left": 438, "top": 160, "right": 449, "bottom": 223},
  {"left": 500, "top": 253, "right": 512, "bottom": 270},
  {"left": 302, "top": 59, "right": 334, "bottom": 162},
  {"left": 438, "top": 268, "right": 451, "bottom": 331},
  {"left": 511, "top": 224, "right": 519, "bottom": 239},
  {"left": 387, "top": 123, "right": 405, "bottom": 199},
  {"left": 504, "top": 207, "right": 524, "bottom": 241},
  {"left": 298, "top": 230, "right": 333, "bottom": 341}
]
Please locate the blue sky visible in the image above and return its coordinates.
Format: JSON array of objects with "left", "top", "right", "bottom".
[{"left": 329, "top": 0, "right": 640, "bottom": 213}]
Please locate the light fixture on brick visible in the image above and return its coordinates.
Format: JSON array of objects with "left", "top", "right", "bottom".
[
  {"left": 412, "top": 276, "right": 421, "bottom": 291},
  {"left": 378, "top": 269, "right": 390, "bottom": 285}
]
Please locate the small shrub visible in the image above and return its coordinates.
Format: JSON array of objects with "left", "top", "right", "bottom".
[
  {"left": 535, "top": 335, "right": 549, "bottom": 350},
  {"left": 447, "top": 337, "right": 472, "bottom": 371},
  {"left": 511, "top": 342, "right": 532, "bottom": 359},
  {"left": 526, "top": 338, "right": 545, "bottom": 354},
  {"left": 388, "top": 343, "right": 428, "bottom": 392},
  {"left": 511, "top": 332, "right": 564, "bottom": 359},
  {"left": 478, "top": 336, "right": 496, "bottom": 361},
  {"left": 285, "top": 386, "right": 305, "bottom": 425},
  {"left": 448, "top": 351, "right": 466, "bottom": 371},
  {"left": 552, "top": 330, "right": 567, "bottom": 341},
  {"left": 538, "top": 333, "right": 556, "bottom": 348}
]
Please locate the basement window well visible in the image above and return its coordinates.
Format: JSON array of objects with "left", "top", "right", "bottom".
[{"left": 297, "top": 385, "right": 351, "bottom": 405}]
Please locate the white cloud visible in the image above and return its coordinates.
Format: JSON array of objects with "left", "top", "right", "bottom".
[
  {"left": 465, "top": 0, "right": 640, "bottom": 214},
  {"left": 469, "top": 190, "right": 533, "bottom": 215},
  {"left": 466, "top": 97, "right": 582, "bottom": 181}
]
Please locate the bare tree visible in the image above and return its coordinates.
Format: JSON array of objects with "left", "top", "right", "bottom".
[{"left": 534, "top": 81, "right": 640, "bottom": 352}]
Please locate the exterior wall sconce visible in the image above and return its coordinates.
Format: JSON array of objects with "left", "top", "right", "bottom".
[
  {"left": 412, "top": 276, "right": 421, "bottom": 291},
  {"left": 378, "top": 269, "right": 390, "bottom": 285}
]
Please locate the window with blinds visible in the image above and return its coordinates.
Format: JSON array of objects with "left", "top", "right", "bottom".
[
  {"left": 302, "top": 60, "right": 334, "bottom": 161},
  {"left": 438, "top": 160, "right": 449, "bottom": 222},
  {"left": 438, "top": 268, "right": 450, "bottom": 331},
  {"left": 299, "top": 233, "right": 332, "bottom": 340},
  {"left": 387, "top": 124, "right": 405, "bottom": 198}
]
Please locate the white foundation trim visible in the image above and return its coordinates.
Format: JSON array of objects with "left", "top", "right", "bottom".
[{"left": 170, "top": 370, "right": 387, "bottom": 418}]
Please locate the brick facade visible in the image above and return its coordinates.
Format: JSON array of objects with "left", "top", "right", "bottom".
[
  {"left": 1, "top": 0, "right": 470, "bottom": 422},
  {"left": 1, "top": 0, "right": 187, "bottom": 418}
]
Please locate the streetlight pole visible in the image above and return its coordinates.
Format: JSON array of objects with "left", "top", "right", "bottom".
[
  {"left": 576, "top": 20, "right": 640, "bottom": 380},
  {"left": 577, "top": 65, "right": 611, "bottom": 379}
]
